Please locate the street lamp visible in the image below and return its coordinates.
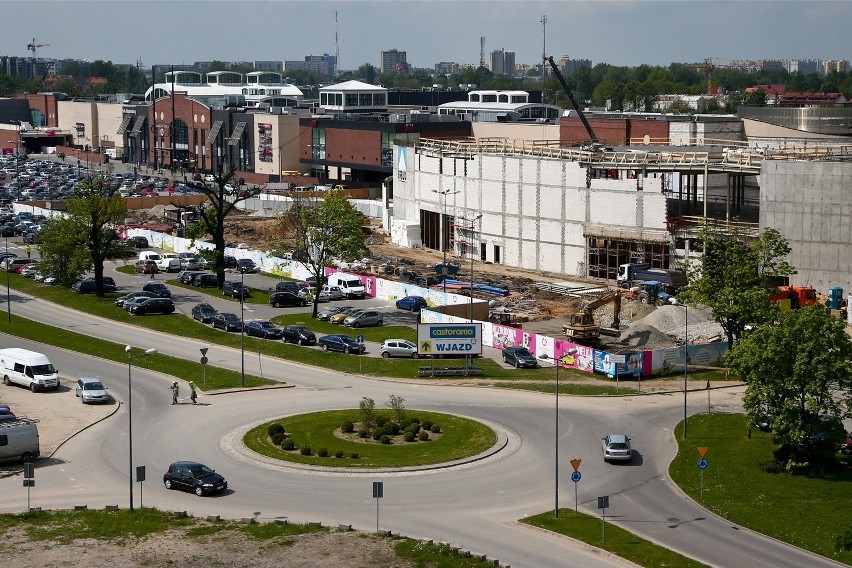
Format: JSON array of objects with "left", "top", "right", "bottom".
[
  {"left": 459, "top": 214, "right": 482, "bottom": 322},
  {"left": 431, "top": 188, "right": 459, "bottom": 294},
  {"left": 240, "top": 268, "right": 245, "bottom": 387},
  {"left": 5, "top": 236, "right": 10, "bottom": 322},
  {"left": 683, "top": 303, "right": 689, "bottom": 439},
  {"left": 125, "top": 345, "right": 157, "bottom": 512}
]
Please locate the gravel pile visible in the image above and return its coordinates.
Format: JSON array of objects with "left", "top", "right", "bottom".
[{"left": 638, "top": 305, "right": 724, "bottom": 343}]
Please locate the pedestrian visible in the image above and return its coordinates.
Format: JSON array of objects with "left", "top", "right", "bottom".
[
  {"left": 189, "top": 381, "right": 197, "bottom": 405},
  {"left": 25, "top": 244, "right": 30, "bottom": 258},
  {"left": 150, "top": 266, "right": 155, "bottom": 280},
  {"left": 171, "top": 380, "right": 179, "bottom": 405}
]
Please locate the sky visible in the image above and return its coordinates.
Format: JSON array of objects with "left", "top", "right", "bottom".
[{"left": 2, "top": 0, "right": 850, "bottom": 71}]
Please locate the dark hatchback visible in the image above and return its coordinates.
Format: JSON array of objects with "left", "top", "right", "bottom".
[
  {"left": 245, "top": 320, "right": 285, "bottom": 339},
  {"left": 163, "top": 461, "right": 227, "bottom": 497},
  {"left": 72, "top": 278, "right": 117, "bottom": 294},
  {"left": 194, "top": 274, "right": 218, "bottom": 288},
  {"left": 191, "top": 303, "right": 218, "bottom": 323},
  {"left": 318, "top": 334, "right": 365, "bottom": 354},
  {"left": 281, "top": 325, "right": 317, "bottom": 346},
  {"left": 212, "top": 312, "right": 243, "bottom": 332},
  {"left": 222, "top": 280, "right": 250, "bottom": 299},
  {"left": 143, "top": 282, "right": 172, "bottom": 298},
  {"left": 269, "top": 291, "right": 306, "bottom": 308},
  {"left": 128, "top": 297, "right": 175, "bottom": 315}
]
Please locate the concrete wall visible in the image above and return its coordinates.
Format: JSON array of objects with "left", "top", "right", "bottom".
[
  {"left": 760, "top": 160, "right": 852, "bottom": 294},
  {"left": 95, "top": 102, "right": 125, "bottom": 151},
  {"left": 58, "top": 100, "right": 98, "bottom": 150}
]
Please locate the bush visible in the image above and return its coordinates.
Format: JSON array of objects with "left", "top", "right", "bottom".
[
  {"left": 267, "top": 423, "right": 285, "bottom": 437},
  {"left": 421, "top": 420, "right": 432, "bottom": 431},
  {"left": 404, "top": 431, "right": 416, "bottom": 442},
  {"left": 300, "top": 445, "right": 312, "bottom": 456},
  {"left": 375, "top": 415, "right": 389, "bottom": 428},
  {"left": 341, "top": 420, "right": 354, "bottom": 433},
  {"left": 419, "top": 430, "right": 430, "bottom": 441},
  {"left": 271, "top": 432, "right": 286, "bottom": 445},
  {"left": 373, "top": 429, "right": 387, "bottom": 441},
  {"left": 380, "top": 435, "right": 392, "bottom": 445},
  {"left": 281, "top": 438, "right": 296, "bottom": 451},
  {"left": 317, "top": 448, "right": 328, "bottom": 457},
  {"left": 387, "top": 422, "right": 401, "bottom": 436},
  {"left": 431, "top": 424, "right": 441, "bottom": 434},
  {"left": 358, "top": 428, "right": 370, "bottom": 438},
  {"left": 836, "top": 527, "right": 852, "bottom": 551},
  {"left": 405, "top": 423, "right": 420, "bottom": 435},
  {"left": 350, "top": 452, "right": 359, "bottom": 459},
  {"left": 335, "top": 450, "right": 344, "bottom": 458}
]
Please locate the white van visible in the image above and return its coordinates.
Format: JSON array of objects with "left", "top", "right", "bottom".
[
  {"left": 156, "top": 253, "right": 181, "bottom": 273},
  {"left": 326, "top": 273, "right": 366, "bottom": 299},
  {"left": 0, "top": 419, "right": 40, "bottom": 463},
  {"left": 0, "top": 348, "right": 60, "bottom": 392},
  {"left": 138, "top": 251, "right": 161, "bottom": 262}
]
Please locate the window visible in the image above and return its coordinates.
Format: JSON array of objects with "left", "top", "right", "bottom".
[
  {"left": 14, "top": 363, "right": 23, "bottom": 373},
  {"left": 345, "top": 93, "right": 359, "bottom": 106},
  {"left": 498, "top": 94, "right": 509, "bottom": 103},
  {"left": 320, "top": 92, "right": 328, "bottom": 106},
  {"left": 312, "top": 128, "right": 326, "bottom": 160},
  {"left": 359, "top": 93, "right": 372, "bottom": 106},
  {"left": 470, "top": 93, "right": 480, "bottom": 102},
  {"left": 374, "top": 93, "right": 386, "bottom": 106},
  {"left": 494, "top": 245, "right": 501, "bottom": 264},
  {"left": 482, "top": 94, "right": 498, "bottom": 103},
  {"left": 0, "top": 435, "right": 6, "bottom": 446}
]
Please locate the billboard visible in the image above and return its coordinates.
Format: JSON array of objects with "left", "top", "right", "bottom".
[{"left": 417, "top": 323, "right": 482, "bottom": 356}]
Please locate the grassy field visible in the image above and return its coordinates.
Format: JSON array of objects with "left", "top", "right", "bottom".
[{"left": 670, "top": 413, "right": 852, "bottom": 565}]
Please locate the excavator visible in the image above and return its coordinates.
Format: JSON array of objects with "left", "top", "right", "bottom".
[{"left": 562, "top": 290, "right": 622, "bottom": 345}]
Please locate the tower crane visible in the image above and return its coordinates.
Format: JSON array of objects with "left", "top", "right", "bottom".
[
  {"left": 689, "top": 57, "right": 715, "bottom": 95},
  {"left": 27, "top": 37, "right": 49, "bottom": 61}
]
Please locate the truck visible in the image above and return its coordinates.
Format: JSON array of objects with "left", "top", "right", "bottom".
[
  {"left": 617, "top": 263, "right": 687, "bottom": 292},
  {"left": 0, "top": 418, "right": 40, "bottom": 463},
  {"left": 0, "top": 348, "right": 60, "bottom": 392},
  {"left": 768, "top": 285, "right": 817, "bottom": 310},
  {"left": 326, "top": 273, "right": 366, "bottom": 299}
]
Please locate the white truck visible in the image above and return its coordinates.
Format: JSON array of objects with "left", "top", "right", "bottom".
[
  {"left": 0, "top": 418, "right": 40, "bottom": 463},
  {"left": 326, "top": 273, "right": 366, "bottom": 299},
  {"left": 0, "top": 348, "right": 60, "bottom": 392}
]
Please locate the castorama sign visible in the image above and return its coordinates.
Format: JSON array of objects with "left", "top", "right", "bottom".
[{"left": 417, "top": 323, "right": 482, "bottom": 356}]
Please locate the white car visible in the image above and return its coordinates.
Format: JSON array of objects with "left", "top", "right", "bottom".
[{"left": 380, "top": 339, "right": 418, "bottom": 359}]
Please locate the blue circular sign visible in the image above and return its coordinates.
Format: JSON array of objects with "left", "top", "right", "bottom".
[
  {"left": 571, "top": 471, "right": 582, "bottom": 483},
  {"left": 697, "top": 458, "right": 708, "bottom": 470}
]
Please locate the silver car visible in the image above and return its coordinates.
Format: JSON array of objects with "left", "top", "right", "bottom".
[
  {"left": 601, "top": 434, "right": 632, "bottom": 463},
  {"left": 75, "top": 377, "right": 110, "bottom": 404},
  {"left": 380, "top": 339, "right": 418, "bottom": 359},
  {"left": 343, "top": 310, "right": 383, "bottom": 328}
]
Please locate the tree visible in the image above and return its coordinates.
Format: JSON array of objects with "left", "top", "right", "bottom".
[
  {"left": 387, "top": 394, "right": 406, "bottom": 423},
  {"left": 37, "top": 174, "right": 127, "bottom": 295},
  {"left": 359, "top": 397, "right": 376, "bottom": 430},
  {"left": 680, "top": 226, "right": 794, "bottom": 348},
  {"left": 277, "top": 190, "right": 368, "bottom": 318},
  {"left": 726, "top": 306, "right": 852, "bottom": 471}
]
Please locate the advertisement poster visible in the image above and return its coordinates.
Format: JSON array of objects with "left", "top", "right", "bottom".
[
  {"left": 554, "top": 340, "right": 594, "bottom": 372},
  {"left": 593, "top": 350, "right": 643, "bottom": 377},
  {"left": 257, "top": 123, "right": 272, "bottom": 163}
]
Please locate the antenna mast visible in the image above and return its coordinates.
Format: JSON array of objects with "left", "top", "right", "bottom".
[
  {"left": 334, "top": 11, "right": 339, "bottom": 78},
  {"left": 479, "top": 36, "right": 485, "bottom": 68}
]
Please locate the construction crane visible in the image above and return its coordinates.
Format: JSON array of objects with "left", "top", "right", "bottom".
[
  {"left": 544, "top": 55, "right": 598, "bottom": 144},
  {"left": 689, "top": 57, "right": 715, "bottom": 95},
  {"left": 27, "top": 37, "right": 49, "bottom": 61},
  {"left": 562, "top": 290, "right": 621, "bottom": 344}
]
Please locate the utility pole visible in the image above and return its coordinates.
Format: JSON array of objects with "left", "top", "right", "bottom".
[{"left": 540, "top": 15, "right": 548, "bottom": 87}]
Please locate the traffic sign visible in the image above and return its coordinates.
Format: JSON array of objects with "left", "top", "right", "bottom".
[
  {"left": 697, "top": 458, "right": 708, "bottom": 470},
  {"left": 372, "top": 481, "right": 383, "bottom": 498},
  {"left": 569, "top": 458, "right": 581, "bottom": 471},
  {"left": 200, "top": 356, "right": 208, "bottom": 365},
  {"left": 571, "top": 471, "right": 582, "bottom": 483},
  {"left": 200, "top": 347, "right": 209, "bottom": 356},
  {"left": 697, "top": 447, "right": 709, "bottom": 458},
  {"left": 357, "top": 335, "right": 364, "bottom": 344}
]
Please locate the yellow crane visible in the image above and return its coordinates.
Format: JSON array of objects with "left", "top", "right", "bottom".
[{"left": 562, "top": 290, "right": 621, "bottom": 344}]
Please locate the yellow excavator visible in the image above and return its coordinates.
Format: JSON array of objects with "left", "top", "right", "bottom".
[{"left": 562, "top": 290, "right": 621, "bottom": 344}]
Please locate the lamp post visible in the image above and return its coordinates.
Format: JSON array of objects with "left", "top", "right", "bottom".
[
  {"left": 431, "top": 188, "right": 459, "bottom": 294},
  {"left": 240, "top": 268, "right": 245, "bottom": 387},
  {"left": 683, "top": 303, "right": 688, "bottom": 439},
  {"left": 5, "top": 236, "right": 10, "bottom": 322},
  {"left": 459, "top": 214, "right": 482, "bottom": 321},
  {"left": 125, "top": 345, "right": 157, "bottom": 512}
]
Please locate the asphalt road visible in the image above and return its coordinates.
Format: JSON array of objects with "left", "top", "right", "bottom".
[{"left": 0, "top": 249, "right": 846, "bottom": 568}]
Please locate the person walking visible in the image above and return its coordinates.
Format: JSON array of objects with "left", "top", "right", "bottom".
[
  {"left": 25, "top": 244, "right": 30, "bottom": 259},
  {"left": 189, "top": 381, "right": 197, "bottom": 404},
  {"left": 170, "top": 381, "right": 179, "bottom": 405},
  {"left": 150, "top": 266, "right": 155, "bottom": 280}
]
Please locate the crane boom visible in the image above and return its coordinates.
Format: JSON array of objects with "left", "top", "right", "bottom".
[{"left": 545, "top": 55, "right": 597, "bottom": 143}]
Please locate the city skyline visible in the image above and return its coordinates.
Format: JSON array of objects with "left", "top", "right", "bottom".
[{"left": 1, "top": 0, "right": 849, "bottom": 72}]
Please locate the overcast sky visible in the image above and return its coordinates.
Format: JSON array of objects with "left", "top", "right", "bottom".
[{"left": 2, "top": 1, "right": 849, "bottom": 71}]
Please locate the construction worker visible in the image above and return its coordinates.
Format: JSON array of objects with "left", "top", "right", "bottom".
[
  {"left": 170, "top": 381, "right": 179, "bottom": 405},
  {"left": 189, "top": 381, "right": 197, "bottom": 404}
]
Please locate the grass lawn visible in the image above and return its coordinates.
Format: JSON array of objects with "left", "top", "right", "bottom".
[
  {"left": 244, "top": 409, "right": 496, "bottom": 468},
  {"left": 523, "top": 509, "right": 708, "bottom": 568},
  {"left": 670, "top": 413, "right": 852, "bottom": 565}
]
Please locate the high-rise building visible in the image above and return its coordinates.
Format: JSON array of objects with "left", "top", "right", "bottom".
[
  {"left": 557, "top": 56, "right": 592, "bottom": 76},
  {"left": 435, "top": 62, "right": 459, "bottom": 75},
  {"left": 381, "top": 49, "right": 408, "bottom": 74},
  {"left": 822, "top": 59, "right": 849, "bottom": 75},
  {"left": 255, "top": 60, "right": 284, "bottom": 72},
  {"left": 489, "top": 49, "right": 515, "bottom": 76},
  {"left": 284, "top": 54, "right": 336, "bottom": 77}
]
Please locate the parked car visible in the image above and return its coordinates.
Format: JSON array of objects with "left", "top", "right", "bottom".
[
  {"left": 163, "top": 461, "right": 227, "bottom": 496},
  {"left": 212, "top": 312, "right": 243, "bottom": 332},
  {"left": 194, "top": 274, "right": 218, "bottom": 288},
  {"left": 178, "top": 253, "right": 204, "bottom": 270},
  {"left": 191, "top": 303, "right": 218, "bottom": 323},
  {"left": 601, "top": 434, "right": 632, "bottom": 463},
  {"left": 115, "top": 291, "right": 158, "bottom": 307},
  {"left": 128, "top": 297, "right": 175, "bottom": 315},
  {"left": 281, "top": 325, "right": 317, "bottom": 346},
  {"left": 223, "top": 255, "right": 238, "bottom": 269},
  {"left": 318, "top": 305, "right": 353, "bottom": 321},
  {"left": 236, "top": 258, "right": 257, "bottom": 273},
  {"left": 269, "top": 291, "right": 306, "bottom": 308},
  {"left": 134, "top": 259, "right": 159, "bottom": 274},
  {"left": 502, "top": 346, "right": 537, "bottom": 368},
  {"left": 244, "top": 320, "right": 285, "bottom": 340},
  {"left": 222, "top": 280, "right": 250, "bottom": 299},
  {"left": 178, "top": 270, "right": 203, "bottom": 284},
  {"left": 343, "top": 310, "right": 383, "bottom": 328},
  {"left": 380, "top": 339, "right": 418, "bottom": 359},
  {"left": 274, "top": 281, "right": 302, "bottom": 294},
  {"left": 142, "top": 282, "right": 172, "bottom": 298},
  {"left": 329, "top": 307, "right": 361, "bottom": 324},
  {"left": 126, "top": 236, "right": 149, "bottom": 248},
  {"left": 298, "top": 287, "right": 329, "bottom": 303},
  {"left": 318, "top": 334, "right": 365, "bottom": 354},
  {"left": 395, "top": 295, "right": 428, "bottom": 312},
  {"left": 72, "top": 278, "right": 117, "bottom": 294},
  {"left": 75, "top": 377, "right": 110, "bottom": 404},
  {"left": 320, "top": 284, "right": 345, "bottom": 301}
]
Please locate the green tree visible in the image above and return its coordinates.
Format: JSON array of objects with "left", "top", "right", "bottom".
[
  {"left": 680, "top": 226, "right": 794, "bottom": 348},
  {"left": 35, "top": 217, "right": 91, "bottom": 287},
  {"left": 387, "top": 394, "right": 406, "bottom": 424},
  {"left": 726, "top": 306, "right": 852, "bottom": 471},
  {"left": 359, "top": 397, "right": 376, "bottom": 430},
  {"left": 277, "top": 190, "right": 368, "bottom": 318}
]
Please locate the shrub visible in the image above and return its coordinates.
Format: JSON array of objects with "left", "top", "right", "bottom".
[
  {"left": 358, "top": 428, "right": 370, "bottom": 438},
  {"left": 281, "top": 438, "right": 295, "bottom": 451},
  {"left": 335, "top": 450, "right": 344, "bottom": 458},
  {"left": 380, "top": 435, "right": 392, "bottom": 445},
  {"left": 404, "top": 431, "right": 416, "bottom": 442},
  {"left": 300, "top": 445, "right": 312, "bottom": 456},
  {"left": 387, "top": 422, "right": 401, "bottom": 435},
  {"left": 405, "top": 423, "right": 420, "bottom": 435},
  {"left": 271, "top": 432, "right": 286, "bottom": 445},
  {"left": 431, "top": 424, "right": 441, "bottom": 434},
  {"left": 373, "top": 428, "right": 388, "bottom": 441},
  {"left": 418, "top": 430, "right": 430, "bottom": 441},
  {"left": 267, "top": 423, "right": 285, "bottom": 437},
  {"left": 317, "top": 448, "right": 328, "bottom": 457},
  {"left": 350, "top": 452, "right": 359, "bottom": 459},
  {"left": 341, "top": 420, "right": 354, "bottom": 433},
  {"left": 836, "top": 526, "right": 852, "bottom": 551},
  {"left": 375, "top": 415, "right": 389, "bottom": 428},
  {"left": 421, "top": 420, "right": 432, "bottom": 431}
]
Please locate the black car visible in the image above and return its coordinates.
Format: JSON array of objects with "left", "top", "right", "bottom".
[
  {"left": 245, "top": 320, "right": 285, "bottom": 339},
  {"left": 142, "top": 282, "right": 172, "bottom": 298},
  {"left": 223, "top": 255, "right": 238, "bottom": 269},
  {"left": 318, "top": 334, "right": 365, "bottom": 354},
  {"left": 115, "top": 291, "right": 157, "bottom": 307},
  {"left": 222, "top": 280, "right": 250, "bottom": 299},
  {"left": 191, "top": 303, "right": 218, "bottom": 323},
  {"left": 195, "top": 274, "right": 218, "bottom": 288},
  {"left": 72, "top": 278, "right": 118, "bottom": 294},
  {"left": 128, "top": 297, "right": 175, "bottom": 315},
  {"left": 502, "top": 346, "right": 538, "bottom": 368},
  {"left": 282, "top": 325, "right": 316, "bottom": 346},
  {"left": 212, "top": 312, "right": 243, "bottom": 332},
  {"left": 275, "top": 281, "right": 302, "bottom": 294},
  {"left": 163, "top": 461, "right": 227, "bottom": 497},
  {"left": 127, "top": 236, "right": 149, "bottom": 248},
  {"left": 236, "top": 258, "right": 257, "bottom": 273},
  {"left": 178, "top": 270, "right": 203, "bottom": 284},
  {"left": 269, "top": 291, "right": 306, "bottom": 308}
]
